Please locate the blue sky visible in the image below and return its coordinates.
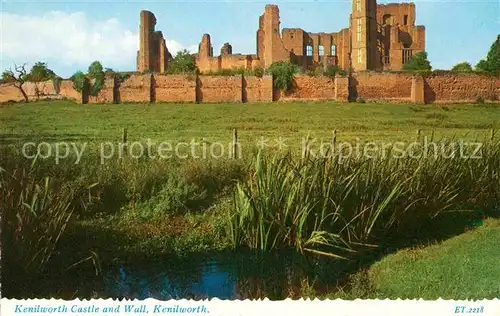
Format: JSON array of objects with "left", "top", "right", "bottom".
[{"left": 1, "top": 0, "right": 499, "bottom": 78}]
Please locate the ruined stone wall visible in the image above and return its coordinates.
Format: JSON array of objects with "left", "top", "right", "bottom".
[
  {"left": 376, "top": 3, "right": 416, "bottom": 26},
  {"left": 198, "top": 76, "right": 242, "bottom": 103},
  {"left": 58, "top": 80, "right": 82, "bottom": 102},
  {"left": 88, "top": 76, "right": 116, "bottom": 104},
  {"left": 353, "top": 72, "right": 413, "bottom": 102},
  {"left": 423, "top": 73, "right": 499, "bottom": 104},
  {"left": 154, "top": 74, "right": 197, "bottom": 103},
  {"left": 0, "top": 80, "right": 59, "bottom": 102},
  {"left": 277, "top": 75, "right": 335, "bottom": 101},
  {"left": 243, "top": 76, "right": 273, "bottom": 103},
  {"left": 0, "top": 84, "right": 25, "bottom": 102},
  {"left": 117, "top": 74, "right": 152, "bottom": 103},
  {"left": 3, "top": 73, "right": 498, "bottom": 105}
]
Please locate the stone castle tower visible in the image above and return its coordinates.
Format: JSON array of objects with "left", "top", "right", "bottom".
[
  {"left": 137, "top": 3, "right": 425, "bottom": 73},
  {"left": 350, "top": 0, "right": 377, "bottom": 71},
  {"left": 137, "top": 10, "right": 171, "bottom": 73}
]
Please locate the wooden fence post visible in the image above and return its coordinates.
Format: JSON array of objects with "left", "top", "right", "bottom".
[
  {"left": 122, "top": 127, "right": 128, "bottom": 145},
  {"left": 232, "top": 128, "right": 238, "bottom": 159},
  {"left": 331, "top": 130, "right": 337, "bottom": 155}
]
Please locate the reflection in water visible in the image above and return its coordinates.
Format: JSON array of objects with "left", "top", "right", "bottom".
[{"left": 102, "top": 250, "right": 353, "bottom": 300}]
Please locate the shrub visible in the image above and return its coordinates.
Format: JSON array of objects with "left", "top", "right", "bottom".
[
  {"left": 166, "top": 50, "right": 197, "bottom": 74},
  {"left": 451, "top": 62, "right": 473, "bottom": 73},
  {"left": 324, "top": 65, "right": 341, "bottom": 78},
  {"left": 266, "top": 61, "right": 299, "bottom": 92},
  {"left": 130, "top": 176, "right": 207, "bottom": 220},
  {"left": 403, "top": 52, "right": 432, "bottom": 71},
  {"left": 253, "top": 67, "right": 264, "bottom": 78},
  {"left": 476, "top": 96, "right": 485, "bottom": 104},
  {"left": 356, "top": 97, "right": 366, "bottom": 103}
]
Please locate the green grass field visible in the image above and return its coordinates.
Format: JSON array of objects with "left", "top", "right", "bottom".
[
  {"left": 1, "top": 100, "right": 499, "bottom": 299},
  {"left": 1, "top": 100, "right": 499, "bottom": 146},
  {"left": 367, "top": 218, "right": 500, "bottom": 299}
]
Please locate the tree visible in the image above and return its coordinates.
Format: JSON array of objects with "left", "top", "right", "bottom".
[
  {"left": 266, "top": 61, "right": 299, "bottom": 92},
  {"left": 166, "top": 50, "right": 197, "bottom": 74},
  {"left": 451, "top": 62, "right": 473, "bottom": 73},
  {"left": 28, "top": 62, "right": 56, "bottom": 100},
  {"left": 70, "top": 71, "right": 86, "bottom": 92},
  {"left": 87, "top": 61, "right": 105, "bottom": 96},
  {"left": 1, "top": 64, "right": 30, "bottom": 102},
  {"left": 403, "top": 51, "right": 432, "bottom": 71},
  {"left": 475, "top": 35, "right": 500, "bottom": 72}
]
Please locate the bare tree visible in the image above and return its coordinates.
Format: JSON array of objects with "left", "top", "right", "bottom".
[{"left": 2, "top": 63, "right": 30, "bottom": 102}]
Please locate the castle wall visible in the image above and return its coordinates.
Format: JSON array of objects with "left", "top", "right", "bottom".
[
  {"left": 2, "top": 73, "right": 497, "bottom": 105},
  {"left": 276, "top": 75, "right": 336, "bottom": 101},
  {"left": 423, "top": 73, "right": 499, "bottom": 104},
  {"left": 198, "top": 76, "right": 242, "bottom": 103},
  {"left": 154, "top": 74, "right": 197, "bottom": 103},
  {"left": 88, "top": 75, "right": 116, "bottom": 104},
  {"left": 352, "top": 72, "right": 413, "bottom": 102},
  {"left": 58, "top": 81, "right": 83, "bottom": 102},
  {"left": 243, "top": 75, "right": 273, "bottom": 103},
  {"left": 0, "top": 84, "right": 27, "bottom": 102},
  {"left": 117, "top": 74, "right": 152, "bottom": 103}
]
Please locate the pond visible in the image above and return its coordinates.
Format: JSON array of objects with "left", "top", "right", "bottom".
[{"left": 11, "top": 249, "right": 368, "bottom": 300}]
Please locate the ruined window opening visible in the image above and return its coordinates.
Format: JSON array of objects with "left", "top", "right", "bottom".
[
  {"left": 306, "top": 45, "right": 313, "bottom": 56},
  {"left": 356, "top": 0, "right": 361, "bottom": 12},
  {"left": 318, "top": 45, "right": 324, "bottom": 56},
  {"left": 404, "top": 15, "right": 408, "bottom": 25},
  {"left": 356, "top": 19, "right": 362, "bottom": 42},
  {"left": 357, "top": 48, "right": 363, "bottom": 64},
  {"left": 402, "top": 49, "right": 413, "bottom": 64},
  {"left": 383, "top": 14, "right": 393, "bottom": 26},
  {"left": 331, "top": 44, "right": 337, "bottom": 56}
]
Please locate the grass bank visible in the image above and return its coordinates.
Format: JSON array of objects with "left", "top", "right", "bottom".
[{"left": 1, "top": 100, "right": 499, "bottom": 299}]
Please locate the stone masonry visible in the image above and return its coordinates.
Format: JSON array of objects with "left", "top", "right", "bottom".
[{"left": 137, "top": 3, "right": 426, "bottom": 73}]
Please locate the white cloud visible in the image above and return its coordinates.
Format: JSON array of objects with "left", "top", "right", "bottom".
[{"left": 0, "top": 11, "right": 195, "bottom": 76}]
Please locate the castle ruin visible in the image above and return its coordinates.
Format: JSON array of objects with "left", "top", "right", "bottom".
[
  {"left": 136, "top": 10, "right": 172, "bottom": 73},
  {"left": 137, "top": 2, "right": 425, "bottom": 73}
]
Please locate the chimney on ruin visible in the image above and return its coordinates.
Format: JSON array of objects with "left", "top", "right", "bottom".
[
  {"left": 199, "top": 34, "right": 213, "bottom": 58},
  {"left": 220, "top": 42, "right": 233, "bottom": 55}
]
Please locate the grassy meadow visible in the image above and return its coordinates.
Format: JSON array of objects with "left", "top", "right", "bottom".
[{"left": 1, "top": 100, "right": 499, "bottom": 299}]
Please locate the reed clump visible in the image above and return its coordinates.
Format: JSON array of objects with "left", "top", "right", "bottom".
[{"left": 228, "top": 141, "right": 500, "bottom": 257}]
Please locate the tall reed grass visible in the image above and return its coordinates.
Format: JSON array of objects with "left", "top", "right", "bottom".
[
  {"left": 1, "top": 158, "right": 75, "bottom": 276},
  {"left": 228, "top": 141, "right": 500, "bottom": 257}
]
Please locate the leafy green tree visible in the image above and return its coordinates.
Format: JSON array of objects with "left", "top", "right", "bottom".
[
  {"left": 475, "top": 35, "right": 500, "bottom": 72},
  {"left": 166, "top": 50, "right": 197, "bottom": 74},
  {"left": 28, "top": 62, "right": 56, "bottom": 100},
  {"left": 70, "top": 71, "right": 86, "bottom": 93},
  {"left": 1, "top": 64, "right": 30, "bottom": 102},
  {"left": 87, "top": 61, "right": 105, "bottom": 96},
  {"left": 266, "top": 61, "right": 299, "bottom": 92},
  {"left": 403, "top": 51, "right": 432, "bottom": 71},
  {"left": 451, "top": 62, "right": 473, "bottom": 73}
]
